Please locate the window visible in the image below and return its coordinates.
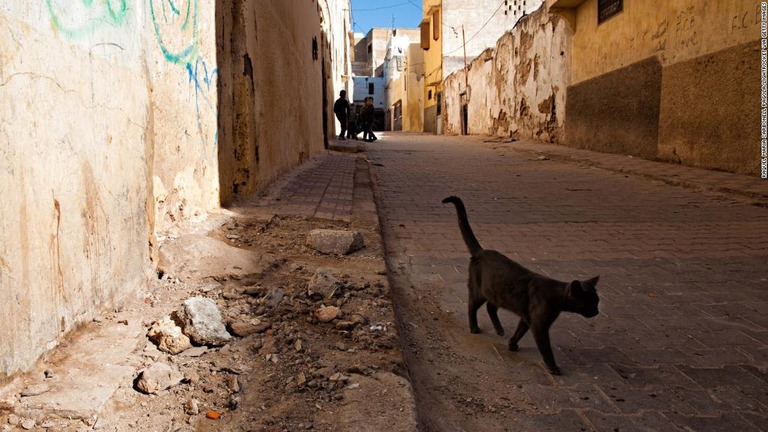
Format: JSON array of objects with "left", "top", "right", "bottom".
[
  {"left": 428, "top": 89, "right": 433, "bottom": 100},
  {"left": 420, "top": 20, "right": 430, "bottom": 50},
  {"left": 368, "top": 82, "right": 375, "bottom": 95},
  {"left": 598, "top": 0, "right": 623, "bottom": 24},
  {"left": 367, "top": 44, "right": 372, "bottom": 53},
  {"left": 432, "top": 11, "right": 440, "bottom": 40}
]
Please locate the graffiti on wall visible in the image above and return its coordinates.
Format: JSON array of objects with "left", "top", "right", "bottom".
[
  {"left": 45, "top": 0, "right": 218, "bottom": 147},
  {"left": 46, "top": 0, "right": 128, "bottom": 37},
  {"left": 149, "top": 0, "right": 218, "bottom": 147}
]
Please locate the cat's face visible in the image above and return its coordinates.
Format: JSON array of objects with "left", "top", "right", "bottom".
[{"left": 568, "top": 276, "right": 600, "bottom": 318}]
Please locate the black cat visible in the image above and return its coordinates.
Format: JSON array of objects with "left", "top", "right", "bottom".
[{"left": 442, "top": 196, "right": 600, "bottom": 375}]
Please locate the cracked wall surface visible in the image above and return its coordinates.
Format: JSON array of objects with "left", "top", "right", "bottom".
[
  {"left": 443, "top": 6, "right": 571, "bottom": 142},
  {"left": 0, "top": 0, "right": 219, "bottom": 380}
]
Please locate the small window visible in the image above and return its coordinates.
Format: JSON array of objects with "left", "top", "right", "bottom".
[
  {"left": 420, "top": 21, "right": 430, "bottom": 50},
  {"left": 428, "top": 89, "right": 433, "bottom": 100},
  {"left": 369, "top": 83, "right": 375, "bottom": 95},
  {"left": 432, "top": 11, "right": 440, "bottom": 40}
]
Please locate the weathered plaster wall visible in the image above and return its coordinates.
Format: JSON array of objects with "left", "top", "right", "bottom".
[
  {"left": 442, "top": 0, "right": 544, "bottom": 76},
  {"left": 218, "top": 0, "right": 351, "bottom": 204},
  {"left": 1, "top": 2, "right": 149, "bottom": 379},
  {"left": 568, "top": 0, "right": 761, "bottom": 85},
  {"left": 559, "top": 0, "right": 761, "bottom": 175},
  {"left": 443, "top": 7, "right": 571, "bottom": 141},
  {"left": 148, "top": 0, "right": 220, "bottom": 234}
]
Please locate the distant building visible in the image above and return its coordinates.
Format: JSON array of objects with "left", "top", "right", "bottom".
[
  {"left": 384, "top": 34, "right": 424, "bottom": 132},
  {"left": 353, "top": 28, "right": 421, "bottom": 131},
  {"left": 421, "top": 0, "right": 544, "bottom": 133}
]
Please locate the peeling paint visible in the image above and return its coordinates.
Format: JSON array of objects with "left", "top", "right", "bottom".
[{"left": 443, "top": 5, "right": 571, "bottom": 143}]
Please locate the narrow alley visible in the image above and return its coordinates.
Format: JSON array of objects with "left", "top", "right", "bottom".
[
  {"left": 2, "top": 0, "right": 765, "bottom": 431},
  {"left": 368, "top": 133, "right": 768, "bottom": 431}
]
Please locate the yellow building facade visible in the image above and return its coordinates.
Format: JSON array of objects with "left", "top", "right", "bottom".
[
  {"left": 549, "top": 0, "right": 761, "bottom": 175},
  {"left": 421, "top": 0, "right": 444, "bottom": 133}
]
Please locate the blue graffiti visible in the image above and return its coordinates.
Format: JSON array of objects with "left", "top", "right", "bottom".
[{"left": 187, "top": 56, "right": 219, "bottom": 147}]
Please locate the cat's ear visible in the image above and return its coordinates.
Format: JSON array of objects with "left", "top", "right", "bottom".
[
  {"left": 567, "top": 280, "right": 584, "bottom": 297},
  {"left": 583, "top": 276, "right": 600, "bottom": 290}
]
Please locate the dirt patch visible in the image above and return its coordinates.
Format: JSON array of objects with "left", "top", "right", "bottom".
[{"left": 1, "top": 214, "right": 415, "bottom": 431}]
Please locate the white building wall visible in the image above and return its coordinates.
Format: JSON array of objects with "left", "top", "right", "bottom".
[
  {"left": 443, "top": 6, "right": 570, "bottom": 141},
  {"left": 442, "top": 0, "right": 544, "bottom": 76}
]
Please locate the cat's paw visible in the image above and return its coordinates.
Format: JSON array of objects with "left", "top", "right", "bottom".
[
  {"left": 470, "top": 327, "right": 482, "bottom": 334},
  {"left": 495, "top": 328, "right": 505, "bottom": 336},
  {"left": 548, "top": 365, "right": 562, "bottom": 376},
  {"left": 508, "top": 341, "right": 519, "bottom": 351}
]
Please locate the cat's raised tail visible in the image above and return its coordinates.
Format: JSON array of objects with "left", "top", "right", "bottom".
[{"left": 442, "top": 196, "right": 483, "bottom": 257}]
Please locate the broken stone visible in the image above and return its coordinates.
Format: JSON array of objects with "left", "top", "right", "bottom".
[
  {"left": 306, "top": 229, "right": 364, "bottom": 255},
  {"left": 227, "top": 322, "right": 268, "bottom": 337},
  {"left": 135, "top": 362, "right": 183, "bottom": 395},
  {"left": 334, "top": 320, "right": 357, "bottom": 331},
  {"left": 147, "top": 316, "right": 192, "bottom": 354},
  {"left": 176, "top": 297, "right": 232, "bottom": 346},
  {"left": 264, "top": 288, "right": 285, "bottom": 308},
  {"left": 179, "top": 346, "right": 208, "bottom": 357},
  {"left": 307, "top": 269, "right": 341, "bottom": 300},
  {"left": 20, "top": 383, "right": 50, "bottom": 397},
  {"left": 314, "top": 306, "right": 341, "bottom": 323},
  {"left": 226, "top": 376, "right": 240, "bottom": 392},
  {"left": 7, "top": 414, "right": 20, "bottom": 426},
  {"left": 20, "top": 419, "right": 35, "bottom": 430},
  {"left": 185, "top": 399, "right": 200, "bottom": 415}
]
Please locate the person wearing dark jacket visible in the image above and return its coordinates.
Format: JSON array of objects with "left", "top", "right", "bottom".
[
  {"left": 361, "top": 97, "right": 377, "bottom": 142},
  {"left": 333, "top": 90, "right": 350, "bottom": 140}
]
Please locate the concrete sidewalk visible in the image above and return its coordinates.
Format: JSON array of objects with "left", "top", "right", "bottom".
[{"left": 486, "top": 137, "right": 768, "bottom": 202}]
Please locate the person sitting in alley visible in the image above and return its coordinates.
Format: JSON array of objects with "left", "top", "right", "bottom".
[{"left": 333, "top": 90, "right": 350, "bottom": 140}]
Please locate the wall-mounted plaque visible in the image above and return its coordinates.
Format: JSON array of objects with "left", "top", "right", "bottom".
[{"left": 598, "top": 0, "right": 623, "bottom": 24}]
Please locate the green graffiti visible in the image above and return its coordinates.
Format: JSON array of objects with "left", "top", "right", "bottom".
[
  {"left": 46, "top": 0, "right": 128, "bottom": 38},
  {"left": 150, "top": 0, "right": 199, "bottom": 64}
]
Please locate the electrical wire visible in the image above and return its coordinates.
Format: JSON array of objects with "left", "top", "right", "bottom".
[
  {"left": 354, "top": 1, "right": 413, "bottom": 12},
  {"left": 443, "top": 0, "right": 507, "bottom": 55}
]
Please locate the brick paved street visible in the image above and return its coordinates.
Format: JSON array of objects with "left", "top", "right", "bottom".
[{"left": 366, "top": 133, "right": 768, "bottom": 432}]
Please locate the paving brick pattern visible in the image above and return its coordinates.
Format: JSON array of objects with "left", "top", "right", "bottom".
[
  {"left": 366, "top": 134, "right": 768, "bottom": 432},
  {"left": 252, "top": 152, "right": 357, "bottom": 222}
]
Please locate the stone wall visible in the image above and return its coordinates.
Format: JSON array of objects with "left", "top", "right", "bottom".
[{"left": 443, "top": 7, "right": 571, "bottom": 141}]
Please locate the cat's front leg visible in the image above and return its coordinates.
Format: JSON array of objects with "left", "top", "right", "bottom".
[{"left": 531, "top": 325, "right": 561, "bottom": 375}]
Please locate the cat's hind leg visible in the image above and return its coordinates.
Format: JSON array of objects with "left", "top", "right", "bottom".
[
  {"left": 508, "top": 319, "right": 529, "bottom": 352},
  {"left": 468, "top": 293, "right": 485, "bottom": 334},
  {"left": 486, "top": 303, "right": 505, "bottom": 336}
]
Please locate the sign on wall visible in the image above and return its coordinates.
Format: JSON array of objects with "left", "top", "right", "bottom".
[{"left": 598, "top": 0, "right": 623, "bottom": 24}]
